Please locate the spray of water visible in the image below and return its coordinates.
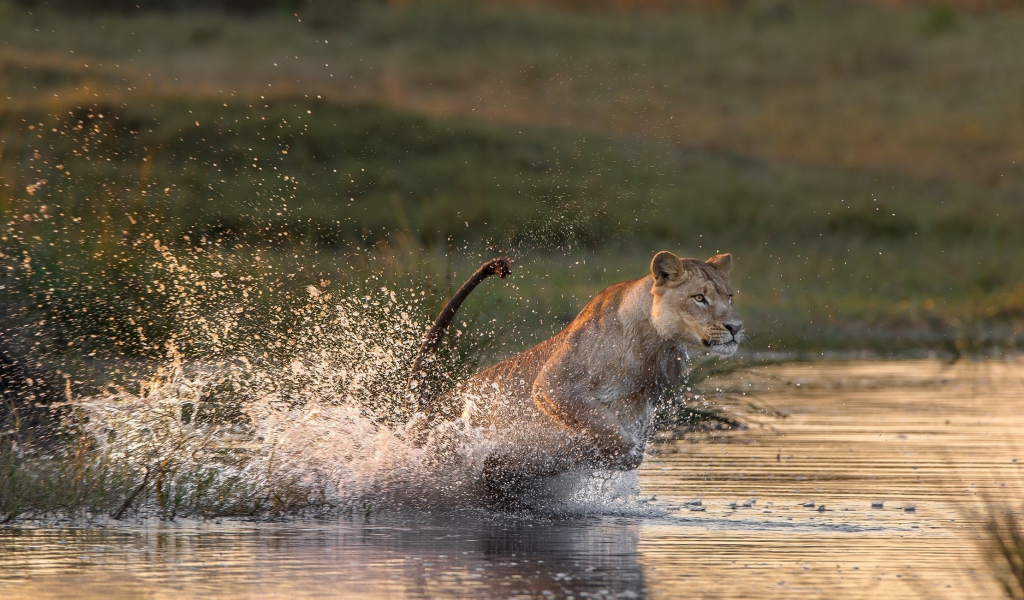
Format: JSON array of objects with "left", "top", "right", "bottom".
[{"left": 43, "top": 245, "right": 651, "bottom": 520}]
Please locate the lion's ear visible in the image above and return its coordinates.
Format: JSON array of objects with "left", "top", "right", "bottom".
[
  {"left": 651, "top": 251, "right": 686, "bottom": 286},
  {"left": 706, "top": 253, "right": 733, "bottom": 279}
]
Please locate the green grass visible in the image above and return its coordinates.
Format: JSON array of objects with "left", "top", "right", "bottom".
[{"left": 2, "top": 0, "right": 1023, "bottom": 369}]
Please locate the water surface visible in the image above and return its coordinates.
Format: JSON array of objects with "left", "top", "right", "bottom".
[{"left": 2, "top": 359, "right": 1021, "bottom": 598}]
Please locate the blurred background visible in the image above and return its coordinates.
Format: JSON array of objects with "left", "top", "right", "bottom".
[{"left": 2, "top": 0, "right": 1023, "bottom": 375}]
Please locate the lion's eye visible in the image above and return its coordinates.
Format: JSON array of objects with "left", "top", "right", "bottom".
[{"left": 693, "top": 294, "right": 706, "bottom": 305}]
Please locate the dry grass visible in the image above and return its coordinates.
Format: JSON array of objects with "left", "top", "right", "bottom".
[{"left": 967, "top": 497, "right": 1024, "bottom": 599}]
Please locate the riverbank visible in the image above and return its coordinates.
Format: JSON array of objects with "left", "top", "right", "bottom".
[{"left": 2, "top": 0, "right": 1023, "bottom": 358}]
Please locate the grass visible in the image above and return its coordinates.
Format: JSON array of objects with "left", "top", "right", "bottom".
[
  {"left": 2, "top": 0, "right": 1022, "bottom": 359},
  {"left": 968, "top": 497, "right": 1024, "bottom": 599},
  {"left": 985, "top": 506, "right": 1024, "bottom": 599},
  {"left": 0, "top": 358, "right": 348, "bottom": 522},
  {"left": 0, "top": 434, "right": 332, "bottom": 522}
]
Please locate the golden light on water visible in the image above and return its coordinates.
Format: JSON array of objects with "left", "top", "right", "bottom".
[{"left": 3, "top": 359, "right": 1021, "bottom": 598}]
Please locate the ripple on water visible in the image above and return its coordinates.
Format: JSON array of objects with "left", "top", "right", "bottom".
[{"left": 2, "top": 358, "right": 1022, "bottom": 599}]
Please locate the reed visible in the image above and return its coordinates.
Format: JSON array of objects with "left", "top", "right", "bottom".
[{"left": 969, "top": 498, "right": 1024, "bottom": 599}]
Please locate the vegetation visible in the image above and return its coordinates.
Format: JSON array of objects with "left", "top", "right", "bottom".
[
  {"left": 3, "top": 0, "right": 1022, "bottom": 360},
  {"left": 969, "top": 498, "right": 1024, "bottom": 600},
  {"left": 0, "top": 420, "right": 334, "bottom": 522}
]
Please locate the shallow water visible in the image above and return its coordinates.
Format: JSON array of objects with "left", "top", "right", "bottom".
[{"left": 2, "top": 359, "right": 1022, "bottom": 599}]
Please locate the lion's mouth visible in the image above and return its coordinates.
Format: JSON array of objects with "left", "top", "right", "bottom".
[
  {"left": 702, "top": 338, "right": 739, "bottom": 355},
  {"left": 702, "top": 338, "right": 735, "bottom": 345}
]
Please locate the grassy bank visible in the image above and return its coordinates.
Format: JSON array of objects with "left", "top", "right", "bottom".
[{"left": 2, "top": 0, "right": 1023, "bottom": 365}]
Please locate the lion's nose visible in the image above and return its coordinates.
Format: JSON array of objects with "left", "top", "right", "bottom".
[{"left": 724, "top": 322, "right": 743, "bottom": 337}]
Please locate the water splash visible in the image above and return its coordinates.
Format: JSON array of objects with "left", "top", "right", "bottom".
[
  {"left": 72, "top": 357, "right": 650, "bottom": 518},
  {"left": 58, "top": 259, "right": 648, "bottom": 519},
  {"left": 1, "top": 165, "right": 648, "bottom": 519}
]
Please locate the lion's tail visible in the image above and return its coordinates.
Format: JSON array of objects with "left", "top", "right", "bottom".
[{"left": 405, "top": 257, "right": 511, "bottom": 419}]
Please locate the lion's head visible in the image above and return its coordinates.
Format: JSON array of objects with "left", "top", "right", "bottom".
[{"left": 648, "top": 250, "right": 744, "bottom": 356}]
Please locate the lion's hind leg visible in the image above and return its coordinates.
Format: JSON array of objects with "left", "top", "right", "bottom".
[{"left": 480, "top": 453, "right": 533, "bottom": 509}]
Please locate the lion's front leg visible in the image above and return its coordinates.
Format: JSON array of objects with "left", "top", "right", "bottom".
[
  {"left": 533, "top": 388, "right": 646, "bottom": 471},
  {"left": 479, "top": 431, "right": 579, "bottom": 508}
]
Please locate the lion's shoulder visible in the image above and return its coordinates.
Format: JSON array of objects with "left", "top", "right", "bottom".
[{"left": 559, "top": 277, "right": 646, "bottom": 335}]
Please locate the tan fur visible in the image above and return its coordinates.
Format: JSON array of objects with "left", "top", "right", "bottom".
[{"left": 421, "top": 251, "right": 743, "bottom": 495}]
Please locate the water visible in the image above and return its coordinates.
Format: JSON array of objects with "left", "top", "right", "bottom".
[{"left": 2, "top": 358, "right": 1022, "bottom": 598}]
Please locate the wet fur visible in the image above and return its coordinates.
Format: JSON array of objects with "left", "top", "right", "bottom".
[{"left": 409, "top": 252, "right": 743, "bottom": 503}]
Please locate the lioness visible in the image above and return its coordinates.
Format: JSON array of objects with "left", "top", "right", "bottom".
[{"left": 406, "top": 251, "right": 743, "bottom": 502}]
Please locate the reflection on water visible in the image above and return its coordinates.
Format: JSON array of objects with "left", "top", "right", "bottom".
[
  {"left": 2, "top": 359, "right": 1022, "bottom": 598},
  {"left": 0, "top": 517, "right": 646, "bottom": 598}
]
